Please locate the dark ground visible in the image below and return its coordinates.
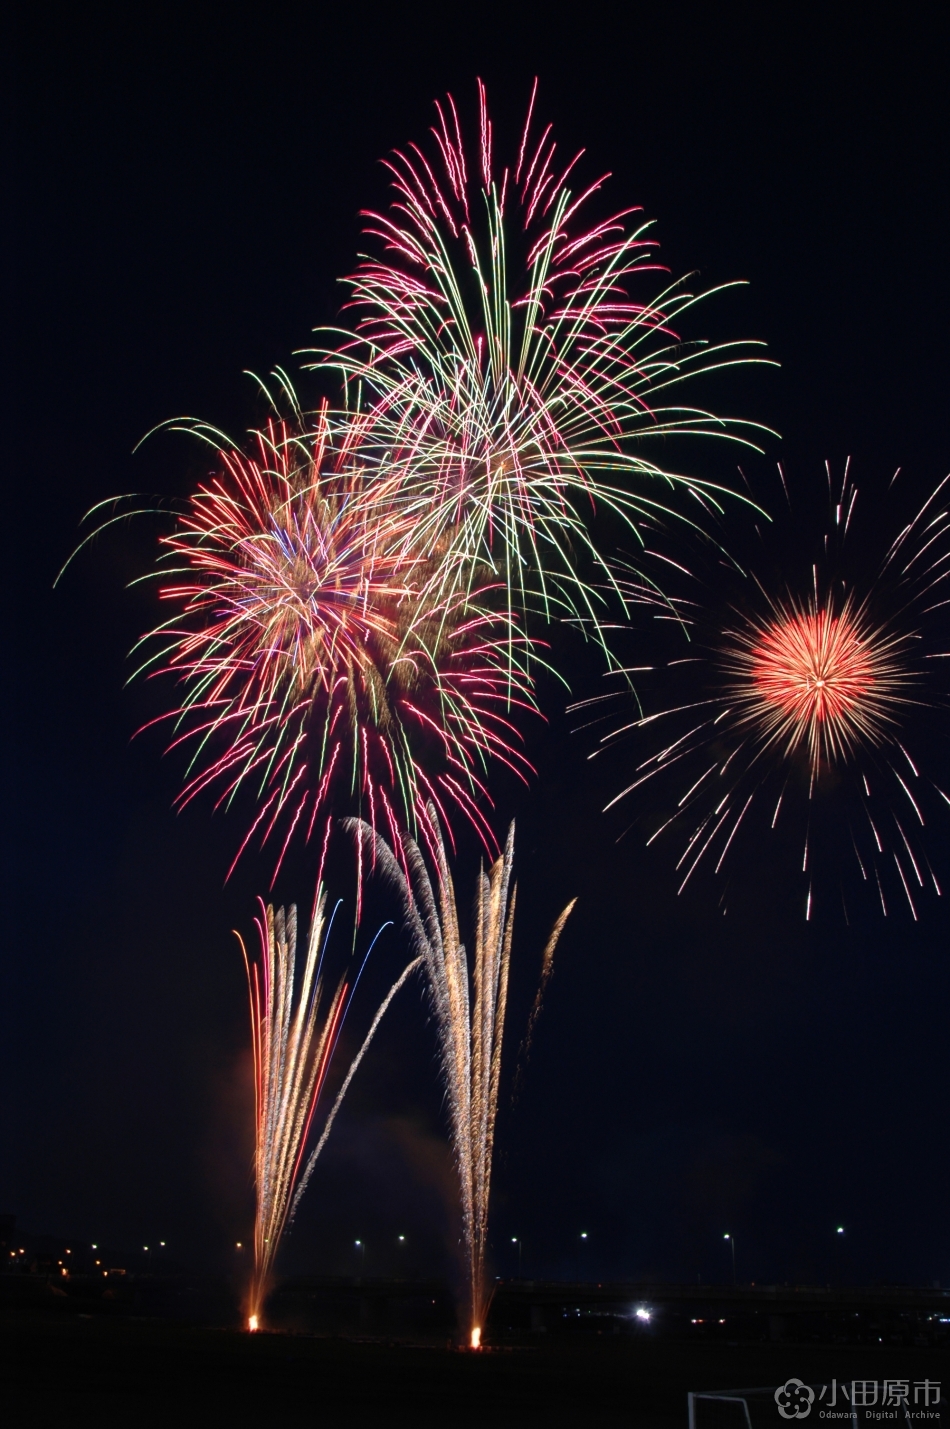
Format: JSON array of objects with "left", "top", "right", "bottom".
[{"left": 3, "top": 1289, "right": 947, "bottom": 1428}]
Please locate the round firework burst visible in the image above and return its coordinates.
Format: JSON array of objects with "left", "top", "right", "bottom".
[
  {"left": 134, "top": 399, "right": 537, "bottom": 879},
  {"left": 580, "top": 461, "right": 950, "bottom": 920},
  {"left": 725, "top": 593, "right": 909, "bottom": 778},
  {"left": 306, "top": 79, "right": 772, "bottom": 662}
]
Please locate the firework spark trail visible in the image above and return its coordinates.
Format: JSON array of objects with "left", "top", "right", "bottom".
[
  {"left": 306, "top": 81, "right": 774, "bottom": 663},
  {"left": 587, "top": 462, "right": 950, "bottom": 919},
  {"left": 289, "top": 950, "right": 423, "bottom": 1221},
  {"left": 512, "top": 898, "right": 576, "bottom": 1102},
  {"left": 347, "top": 808, "right": 574, "bottom": 1347},
  {"left": 132, "top": 397, "right": 538, "bottom": 875},
  {"left": 238, "top": 887, "right": 418, "bottom": 1331}
]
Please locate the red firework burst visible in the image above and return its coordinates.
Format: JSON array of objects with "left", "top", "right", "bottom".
[
  {"left": 136, "top": 404, "right": 536, "bottom": 878},
  {"left": 727, "top": 596, "right": 909, "bottom": 777},
  {"left": 591, "top": 462, "right": 950, "bottom": 919}
]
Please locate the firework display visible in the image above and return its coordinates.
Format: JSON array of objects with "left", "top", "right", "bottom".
[
  {"left": 238, "top": 887, "right": 419, "bottom": 1330},
  {"left": 588, "top": 463, "right": 950, "bottom": 919},
  {"left": 308, "top": 80, "right": 770, "bottom": 659},
  {"left": 51, "top": 80, "right": 769, "bottom": 877},
  {"left": 725, "top": 595, "right": 908, "bottom": 776},
  {"left": 37, "top": 42, "right": 950, "bottom": 1372},
  {"left": 348, "top": 809, "right": 574, "bottom": 1346},
  {"left": 136, "top": 399, "right": 537, "bottom": 873}
]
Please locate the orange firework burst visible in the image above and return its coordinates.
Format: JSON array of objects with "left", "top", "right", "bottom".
[
  {"left": 589, "top": 462, "right": 950, "bottom": 920},
  {"left": 726, "top": 596, "right": 909, "bottom": 777}
]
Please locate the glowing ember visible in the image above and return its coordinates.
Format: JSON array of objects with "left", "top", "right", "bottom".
[
  {"left": 470, "top": 1326, "right": 482, "bottom": 1350},
  {"left": 248, "top": 1314, "right": 259, "bottom": 1332}
]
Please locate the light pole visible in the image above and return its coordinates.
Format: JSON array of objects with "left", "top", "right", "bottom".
[
  {"left": 354, "top": 1239, "right": 365, "bottom": 1278},
  {"left": 577, "top": 1231, "right": 588, "bottom": 1282},
  {"left": 723, "top": 1233, "right": 736, "bottom": 1285},
  {"left": 511, "top": 1237, "right": 522, "bottom": 1278}
]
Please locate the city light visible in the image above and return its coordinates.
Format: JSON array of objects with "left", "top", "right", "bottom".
[{"left": 635, "top": 1306, "right": 652, "bottom": 1322}]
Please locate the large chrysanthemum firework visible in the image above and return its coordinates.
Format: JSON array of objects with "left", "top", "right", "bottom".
[
  {"left": 136, "top": 404, "right": 536, "bottom": 875},
  {"left": 584, "top": 463, "right": 950, "bottom": 919},
  {"left": 307, "top": 80, "right": 771, "bottom": 656}
]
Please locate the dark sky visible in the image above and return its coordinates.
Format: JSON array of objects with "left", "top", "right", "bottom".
[{"left": 6, "top": 3, "right": 950, "bottom": 1289}]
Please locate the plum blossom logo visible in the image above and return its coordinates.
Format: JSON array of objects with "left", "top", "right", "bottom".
[{"left": 775, "top": 1380, "right": 815, "bottom": 1419}]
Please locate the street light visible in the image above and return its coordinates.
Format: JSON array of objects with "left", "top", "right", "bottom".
[
  {"left": 723, "top": 1233, "right": 736, "bottom": 1285},
  {"left": 354, "top": 1239, "right": 365, "bottom": 1276},
  {"left": 577, "top": 1231, "right": 589, "bottom": 1281},
  {"left": 511, "top": 1237, "right": 522, "bottom": 1278}
]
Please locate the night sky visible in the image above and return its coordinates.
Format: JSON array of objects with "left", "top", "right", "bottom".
[{"left": 6, "top": 4, "right": 950, "bottom": 1291}]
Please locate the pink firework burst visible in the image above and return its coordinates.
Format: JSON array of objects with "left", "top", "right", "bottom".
[{"left": 136, "top": 404, "right": 537, "bottom": 879}]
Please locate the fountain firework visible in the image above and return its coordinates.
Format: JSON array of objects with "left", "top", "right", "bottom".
[
  {"left": 349, "top": 810, "right": 575, "bottom": 1346},
  {"left": 238, "top": 886, "right": 420, "bottom": 1330}
]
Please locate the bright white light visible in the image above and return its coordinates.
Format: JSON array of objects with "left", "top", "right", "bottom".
[
  {"left": 398, "top": 1235, "right": 405, "bottom": 1243},
  {"left": 723, "top": 1233, "right": 731, "bottom": 1240},
  {"left": 635, "top": 1307, "right": 651, "bottom": 1322},
  {"left": 836, "top": 1226, "right": 845, "bottom": 1234},
  {"left": 580, "top": 1232, "right": 588, "bottom": 1240}
]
